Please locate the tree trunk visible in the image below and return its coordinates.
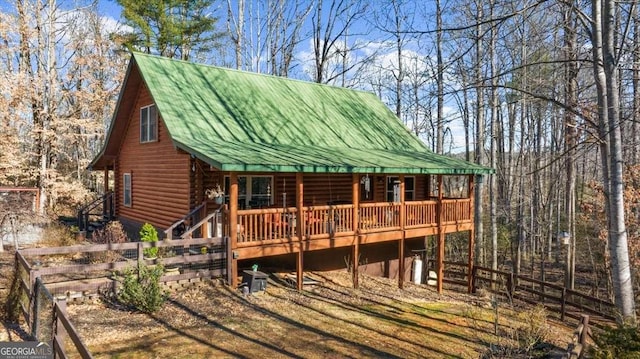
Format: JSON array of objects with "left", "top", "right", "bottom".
[
  {"left": 563, "top": 3, "right": 578, "bottom": 290},
  {"left": 592, "top": 0, "right": 636, "bottom": 323},
  {"left": 488, "top": 0, "right": 498, "bottom": 277},
  {"left": 436, "top": 0, "right": 444, "bottom": 154},
  {"left": 473, "top": 0, "right": 485, "bottom": 267}
]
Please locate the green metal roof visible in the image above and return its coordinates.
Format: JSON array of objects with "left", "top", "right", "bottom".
[{"left": 131, "top": 52, "right": 492, "bottom": 174}]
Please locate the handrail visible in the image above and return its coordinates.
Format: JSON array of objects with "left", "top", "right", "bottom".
[
  {"left": 77, "top": 192, "right": 114, "bottom": 231},
  {"left": 180, "top": 205, "right": 225, "bottom": 239},
  {"left": 164, "top": 200, "right": 207, "bottom": 239},
  {"left": 79, "top": 191, "right": 113, "bottom": 214}
]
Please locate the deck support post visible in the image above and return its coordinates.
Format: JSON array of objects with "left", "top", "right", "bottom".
[
  {"left": 467, "top": 174, "right": 475, "bottom": 293},
  {"left": 398, "top": 175, "right": 405, "bottom": 289},
  {"left": 296, "top": 173, "right": 304, "bottom": 291},
  {"left": 229, "top": 172, "right": 239, "bottom": 287},
  {"left": 352, "top": 174, "right": 360, "bottom": 288},
  {"left": 437, "top": 174, "right": 444, "bottom": 294}
]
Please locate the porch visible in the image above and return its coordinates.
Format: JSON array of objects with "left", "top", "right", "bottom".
[
  {"left": 172, "top": 173, "right": 476, "bottom": 294},
  {"left": 234, "top": 198, "right": 472, "bottom": 255}
]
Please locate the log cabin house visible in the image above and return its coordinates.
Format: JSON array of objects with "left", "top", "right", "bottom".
[{"left": 90, "top": 53, "right": 492, "bottom": 292}]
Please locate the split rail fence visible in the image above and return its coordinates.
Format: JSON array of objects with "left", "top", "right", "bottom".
[
  {"left": 14, "top": 237, "right": 229, "bottom": 358},
  {"left": 428, "top": 260, "right": 618, "bottom": 326}
]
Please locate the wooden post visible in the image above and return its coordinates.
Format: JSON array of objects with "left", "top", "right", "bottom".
[
  {"left": 34, "top": 188, "right": 41, "bottom": 214},
  {"left": 296, "top": 172, "right": 304, "bottom": 291},
  {"left": 352, "top": 174, "right": 360, "bottom": 289},
  {"left": 201, "top": 201, "right": 209, "bottom": 238},
  {"left": 471, "top": 266, "right": 477, "bottom": 294},
  {"left": 579, "top": 315, "right": 589, "bottom": 346},
  {"left": 229, "top": 172, "right": 239, "bottom": 287},
  {"left": 54, "top": 300, "right": 67, "bottom": 353},
  {"left": 467, "top": 175, "right": 475, "bottom": 293},
  {"left": 104, "top": 168, "right": 109, "bottom": 193},
  {"left": 436, "top": 174, "right": 444, "bottom": 293},
  {"left": 226, "top": 237, "right": 233, "bottom": 285},
  {"left": 507, "top": 272, "right": 514, "bottom": 297},
  {"left": 397, "top": 175, "right": 406, "bottom": 289},
  {"left": 561, "top": 288, "right": 567, "bottom": 321}
]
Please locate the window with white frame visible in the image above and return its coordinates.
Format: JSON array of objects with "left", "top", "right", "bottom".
[
  {"left": 386, "top": 176, "right": 415, "bottom": 202},
  {"left": 123, "top": 173, "right": 132, "bottom": 207},
  {"left": 140, "top": 104, "right": 158, "bottom": 143},
  {"left": 224, "top": 175, "right": 273, "bottom": 209}
]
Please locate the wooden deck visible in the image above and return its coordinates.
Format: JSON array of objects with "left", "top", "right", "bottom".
[{"left": 233, "top": 198, "right": 473, "bottom": 259}]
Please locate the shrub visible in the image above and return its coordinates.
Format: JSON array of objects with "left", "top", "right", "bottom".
[
  {"left": 118, "top": 263, "right": 166, "bottom": 313},
  {"left": 39, "top": 222, "right": 84, "bottom": 247},
  {"left": 139, "top": 223, "right": 158, "bottom": 258},
  {"left": 88, "top": 221, "right": 128, "bottom": 263},
  {"left": 480, "top": 304, "right": 550, "bottom": 358},
  {"left": 591, "top": 325, "right": 640, "bottom": 359},
  {"left": 513, "top": 304, "right": 549, "bottom": 352}
]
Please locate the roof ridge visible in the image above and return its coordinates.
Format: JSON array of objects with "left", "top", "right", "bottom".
[{"left": 132, "top": 51, "right": 376, "bottom": 96}]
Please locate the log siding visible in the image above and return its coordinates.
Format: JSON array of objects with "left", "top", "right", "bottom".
[{"left": 115, "top": 83, "right": 191, "bottom": 229}]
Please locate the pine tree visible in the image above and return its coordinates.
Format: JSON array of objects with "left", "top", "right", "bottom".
[{"left": 116, "top": 0, "right": 223, "bottom": 61}]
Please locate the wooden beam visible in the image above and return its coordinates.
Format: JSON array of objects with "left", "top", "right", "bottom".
[
  {"left": 296, "top": 172, "right": 304, "bottom": 291},
  {"left": 229, "top": 172, "right": 238, "bottom": 287},
  {"left": 398, "top": 175, "right": 405, "bottom": 289},
  {"left": 468, "top": 174, "right": 475, "bottom": 293},
  {"left": 352, "top": 174, "right": 360, "bottom": 288},
  {"left": 437, "top": 174, "right": 444, "bottom": 293},
  {"left": 104, "top": 168, "right": 109, "bottom": 193}
]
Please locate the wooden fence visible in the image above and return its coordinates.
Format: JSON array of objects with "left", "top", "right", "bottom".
[
  {"left": 15, "top": 237, "right": 229, "bottom": 358},
  {"left": 428, "top": 260, "right": 618, "bottom": 326}
]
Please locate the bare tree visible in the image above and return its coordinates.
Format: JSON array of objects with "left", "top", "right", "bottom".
[
  {"left": 589, "top": 0, "right": 636, "bottom": 323},
  {"left": 311, "top": 0, "right": 367, "bottom": 84}
]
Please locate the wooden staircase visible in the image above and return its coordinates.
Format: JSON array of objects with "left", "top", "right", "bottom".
[{"left": 76, "top": 191, "right": 115, "bottom": 235}]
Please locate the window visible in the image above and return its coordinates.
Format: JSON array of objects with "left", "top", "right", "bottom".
[
  {"left": 386, "top": 176, "right": 415, "bottom": 202},
  {"left": 140, "top": 104, "right": 158, "bottom": 143},
  {"left": 224, "top": 176, "right": 273, "bottom": 209},
  {"left": 123, "top": 173, "right": 132, "bottom": 207}
]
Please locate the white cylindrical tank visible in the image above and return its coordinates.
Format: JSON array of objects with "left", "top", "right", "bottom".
[{"left": 412, "top": 255, "right": 423, "bottom": 284}]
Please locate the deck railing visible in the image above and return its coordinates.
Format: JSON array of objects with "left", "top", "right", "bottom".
[
  {"left": 237, "top": 207, "right": 298, "bottom": 244},
  {"left": 234, "top": 199, "right": 472, "bottom": 245},
  {"left": 404, "top": 200, "right": 437, "bottom": 228},
  {"left": 359, "top": 202, "right": 401, "bottom": 232},
  {"left": 442, "top": 198, "right": 472, "bottom": 223}
]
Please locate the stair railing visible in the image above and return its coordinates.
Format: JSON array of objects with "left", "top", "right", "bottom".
[
  {"left": 164, "top": 201, "right": 207, "bottom": 240},
  {"left": 178, "top": 205, "right": 226, "bottom": 239},
  {"left": 77, "top": 191, "right": 115, "bottom": 232}
]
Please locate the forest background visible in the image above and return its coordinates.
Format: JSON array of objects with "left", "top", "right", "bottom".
[{"left": 0, "top": 0, "right": 638, "bottom": 323}]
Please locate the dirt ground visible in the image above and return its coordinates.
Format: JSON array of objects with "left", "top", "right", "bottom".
[
  {"left": 0, "top": 248, "right": 574, "bottom": 358},
  {"left": 57, "top": 270, "right": 571, "bottom": 359}
]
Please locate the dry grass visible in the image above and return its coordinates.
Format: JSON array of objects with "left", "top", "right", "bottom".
[{"left": 63, "top": 270, "right": 572, "bottom": 358}]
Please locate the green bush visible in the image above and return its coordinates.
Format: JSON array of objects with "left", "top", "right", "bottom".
[
  {"left": 591, "top": 325, "right": 640, "bottom": 359},
  {"left": 139, "top": 223, "right": 158, "bottom": 258},
  {"left": 118, "top": 263, "right": 166, "bottom": 313}
]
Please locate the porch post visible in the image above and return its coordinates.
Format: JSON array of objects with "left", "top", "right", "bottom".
[
  {"left": 295, "top": 172, "right": 304, "bottom": 291},
  {"left": 468, "top": 174, "right": 475, "bottom": 294},
  {"left": 352, "top": 174, "right": 360, "bottom": 289},
  {"left": 437, "top": 174, "right": 444, "bottom": 293},
  {"left": 103, "top": 167, "right": 109, "bottom": 219},
  {"left": 229, "top": 172, "right": 239, "bottom": 287},
  {"left": 103, "top": 168, "right": 109, "bottom": 193},
  {"left": 398, "top": 175, "right": 405, "bottom": 289}
]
